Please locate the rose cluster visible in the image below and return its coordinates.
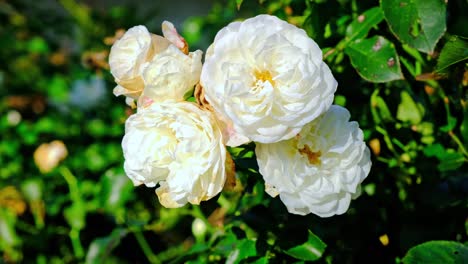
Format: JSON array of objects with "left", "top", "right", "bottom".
[{"left": 109, "top": 15, "right": 371, "bottom": 217}]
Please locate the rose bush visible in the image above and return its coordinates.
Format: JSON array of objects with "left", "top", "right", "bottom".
[
  {"left": 200, "top": 14, "right": 337, "bottom": 145},
  {"left": 122, "top": 101, "right": 226, "bottom": 208},
  {"left": 256, "top": 105, "right": 371, "bottom": 217}
]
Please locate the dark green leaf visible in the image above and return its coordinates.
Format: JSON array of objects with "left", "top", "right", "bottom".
[
  {"left": 380, "top": 0, "right": 446, "bottom": 53},
  {"left": 85, "top": 228, "right": 128, "bottom": 264},
  {"left": 437, "top": 152, "right": 465, "bottom": 172},
  {"left": 302, "top": 3, "right": 326, "bottom": 45},
  {"left": 345, "top": 36, "right": 403, "bottom": 82},
  {"left": 251, "top": 256, "right": 268, "bottom": 264},
  {"left": 99, "top": 168, "right": 133, "bottom": 212},
  {"left": 346, "top": 7, "right": 384, "bottom": 41},
  {"left": 436, "top": 35, "right": 468, "bottom": 73},
  {"left": 461, "top": 105, "right": 468, "bottom": 147},
  {"left": 402, "top": 240, "right": 468, "bottom": 264},
  {"left": 284, "top": 230, "right": 326, "bottom": 261}
]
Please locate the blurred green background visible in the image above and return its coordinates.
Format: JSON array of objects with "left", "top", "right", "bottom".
[{"left": 1, "top": 0, "right": 467, "bottom": 263}]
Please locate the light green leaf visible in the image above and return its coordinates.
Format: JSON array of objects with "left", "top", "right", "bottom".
[
  {"left": 436, "top": 35, "right": 468, "bottom": 73},
  {"left": 284, "top": 230, "right": 326, "bottom": 261},
  {"left": 440, "top": 116, "right": 457, "bottom": 133},
  {"left": 226, "top": 239, "right": 257, "bottom": 264},
  {"left": 423, "top": 143, "right": 445, "bottom": 159},
  {"left": 380, "top": 0, "right": 446, "bottom": 53},
  {"left": 345, "top": 36, "right": 403, "bottom": 82},
  {"left": 346, "top": 7, "right": 384, "bottom": 41},
  {"left": 64, "top": 202, "right": 86, "bottom": 230},
  {"left": 371, "top": 90, "right": 393, "bottom": 124},
  {"left": 397, "top": 91, "right": 424, "bottom": 124},
  {"left": 27, "top": 37, "right": 49, "bottom": 54},
  {"left": 403, "top": 240, "right": 468, "bottom": 264},
  {"left": 236, "top": 0, "right": 243, "bottom": 10},
  {"left": 21, "top": 179, "right": 43, "bottom": 202}
]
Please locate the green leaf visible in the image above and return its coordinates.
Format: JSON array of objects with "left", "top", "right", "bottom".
[
  {"left": 302, "top": 3, "right": 327, "bottom": 46},
  {"left": 397, "top": 91, "right": 424, "bottom": 124},
  {"left": 437, "top": 152, "right": 465, "bottom": 172},
  {"left": 99, "top": 168, "right": 133, "bottom": 212},
  {"left": 346, "top": 7, "right": 384, "bottom": 41},
  {"left": 402, "top": 240, "right": 468, "bottom": 264},
  {"left": 284, "top": 230, "right": 326, "bottom": 261},
  {"left": 461, "top": 105, "right": 468, "bottom": 146},
  {"left": 64, "top": 201, "right": 86, "bottom": 230},
  {"left": 85, "top": 228, "right": 128, "bottom": 264},
  {"left": 27, "top": 36, "right": 49, "bottom": 54},
  {"left": 371, "top": 90, "right": 393, "bottom": 124},
  {"left": 236, "top": 0, "right": 243, "bottom": 10},
  {"left": 423, "top": 143, "right": 445, "bottom": 159},
  {"left": 436, "top": 35, "right": 468, "bottom": 73},
  {"left": 440, "top": 116, "right": 457, "bottom": 133},
  {"left": 380, "top": 0, "right": 446, "bottom": 53},
  {"left": 345, "top": 36, "right": 403, "bottom": 82},
  {"left": 226, "top": 239, "right": 257, "bottom": 264},
  {"left": 251, "top": 256, "right": 268, "bottom": 264}
]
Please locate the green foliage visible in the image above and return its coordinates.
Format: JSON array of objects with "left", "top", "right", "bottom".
[
  {"left": 345, "top": 36, "right": 403, "bottom": 82},
  {"left": 0, "top": 0, "right": 467, "bottom": 263},
  {"left": 436, "top": 36, "right": 468, "bottom": 73},
  {"left": 284, "top": 230, "right": 326, "bottom": 261},
  {"left": 381, "top": 0, "right": 447, "bottom": 53},
  {"left": 402, "top": 241, "right": 468, "bottom": 264}
]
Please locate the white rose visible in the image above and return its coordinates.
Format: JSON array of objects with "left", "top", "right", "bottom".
[
  {"left": 255, "top": 105, "right": 371, "bottom": 217},
  {"left": 200, "top": 14, "right": 337, "bottom": 145},
  {"left": 109, "top": 22, "right": 200, "bottom": 106},
  {"left": 122, "top": 101, "right": 226, "bottom": 208},
  {"left": 109, "top": 26, "right": 163, "bottom": 100},
  {"left": 138, "top": 45, "right": 202, "bottom": 106}
]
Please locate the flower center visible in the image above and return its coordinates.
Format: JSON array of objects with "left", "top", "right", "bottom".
[
  {"left": 298, "top": 144, "right": 321, "bottom": 165},
  {"left": 252, "top": 70, "right": 275, "bottom": 92}
]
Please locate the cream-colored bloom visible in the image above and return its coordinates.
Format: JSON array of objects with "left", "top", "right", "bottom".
[
  {"left": 109, "top": 23, "right": 202, "bottom": 106},
  {"left": 109, "top": 26, "right": 162, "bottom": 100},
  {"left": 256, "top": 105, "right": 371, "bottom": 217},
  {"left": 162, "top": 21, "right": 188, "bottom": 54},
  {"left": 201, "top": 14, "right": 337, "bottom": 145},
  {"left": 34, "top": 140, "right": 68, "bottom": 173},
  {"left": 139, "top": 45, "right": 202, "bottom": 105},
  {"left": 122, "top": 102, "right": 226, "bottom": 208}
]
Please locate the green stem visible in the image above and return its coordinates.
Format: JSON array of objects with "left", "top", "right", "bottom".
[
  {"left": 70, "top": 228, "right": 84, "bottom": 258},
  {"left": 448, "top": 131, "right": 468, "bottom": 159},
  {"left": 430, "top": 81, "right": 468, "bottom": 158},
  {"left": 59, "top": 166, "right": 85, "bottom": 259},
  {"left": 59, "top": 166, "right": 80, "bottom": 202},
  {"left": 134, "top": 230, "right": 161, "bottom": 264}
]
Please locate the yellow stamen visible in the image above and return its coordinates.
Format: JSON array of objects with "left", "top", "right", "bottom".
[
  {"left": 253, "top": 70, "right": 275, "bottom": 87},
  {"left": 298, "top": 144, "right": 321, "bottom": 165}
]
